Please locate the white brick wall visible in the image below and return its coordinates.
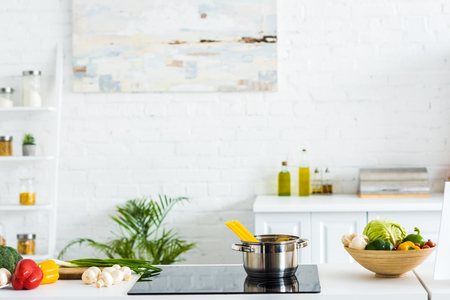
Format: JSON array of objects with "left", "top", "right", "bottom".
[{"left": 0, "top": 0, "right": 449, "bottom": 264}]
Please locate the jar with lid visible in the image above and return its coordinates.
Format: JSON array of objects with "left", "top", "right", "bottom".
[
  {"left": 17, "top": 234, "right": 36, "bottom": 255},
  {"left": 22, "top": 70, "right": 42, "bottom": 107},
  {"left": 0, "top": 87, "right": 14, "bottom": 107},
  {"left": 20, "top": 178, "right": 36, "bottom": 205},
  {"left": 0, "top": 136, "right": 13, "bottom": 156},
  {"left": 0, "top": 223, "right": 5, "bottom": 246}
]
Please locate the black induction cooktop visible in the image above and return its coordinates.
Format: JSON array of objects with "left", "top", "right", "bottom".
[{"left": 128, "top": 264, "right": 321, "bottom": 295}]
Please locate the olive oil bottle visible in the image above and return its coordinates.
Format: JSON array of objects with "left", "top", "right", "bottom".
[
  {"left": 298, "top": 149, "right": 310, "bottom": 196},
  {"left": 278, "top": 161, "right": 291, "bottom": 196}
]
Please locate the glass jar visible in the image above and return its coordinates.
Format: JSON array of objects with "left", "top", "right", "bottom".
[
  {"left": 20, "top": 178, "right": 36, "bottom": 205},
  {"left": 22, "top": 70, "right": 42, "bottom": 107},
  {"left": 17, "top": 234, "right": 36, "bottom": 255},
  {"left": 0, "top": 87, "right": 14, "bottom": 107},
  {"left": 0, "top": 136, "right": 13, "bottom": 156},
  {"left": 0, "top": 223, "right": 5, "bottom": 246}
]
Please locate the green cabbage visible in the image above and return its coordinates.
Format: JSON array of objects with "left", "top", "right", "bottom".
[{"left": 362, "top": 218, "right": 406, "bottom": 246}]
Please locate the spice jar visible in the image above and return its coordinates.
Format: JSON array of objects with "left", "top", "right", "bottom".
[
  {"left": 0, "top": 87, "right": 14, "bottom": 107},
  {"left": 0, "top": 136, "right": 13, "bottom": 156},
  {"left": 17, "top": 234, "right": 36, "bottom": 255},
  {"left": 22, "top": 70, "right": 42, "bottom": 107},
  {"left": 0, "top": 223, "right": 5, "bottom": 246},
  {"left": 19, "top": 178, "right": 36, "bottom": 205}
]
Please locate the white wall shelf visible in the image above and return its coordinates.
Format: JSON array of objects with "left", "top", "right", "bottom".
[
  {"left": 0, "top": 107, "right": 56, "bottom": 112},
  {"left": 22, "top": 254, "right": 50, "bottom": 261},
  {"left": 0, "top": 156, "right": 55, "bottom": 161},
  {"left": 0, "top": 44, "right": 62, "bottom": 262},
  {"left": 0, "top": 205, "right": 53, "bottom": 211}
]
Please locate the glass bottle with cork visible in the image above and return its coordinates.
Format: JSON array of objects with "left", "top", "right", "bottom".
[
  {"left": 278, "top": 161, "right": 291, "bottom": 196},
  {"left": 311, "top": 168, "right": 323, "bottom": 194},
  {"left": 298, "top": 149, "right": 310, "bottom": 196},
  {"left": 323, "top": 168, "right": 333, "bottom": 194}
]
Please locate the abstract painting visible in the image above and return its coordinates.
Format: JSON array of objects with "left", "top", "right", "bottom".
[{"left": 72, "top": 0, "right": 277, "bottom": 92}]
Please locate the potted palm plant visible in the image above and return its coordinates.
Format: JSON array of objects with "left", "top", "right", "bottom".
[
  {"left": 58, "top": 195, "right": 196, "bottom": 264},
  {"left": 22, "top": 133, "right": 36, "bottom": 156}
]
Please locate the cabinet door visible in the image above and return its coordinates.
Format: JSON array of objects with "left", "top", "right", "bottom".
[
  {"left": 254, "top": 212, "right": 311, "bottom": 264},
  {"left": 311, "top": 212, "right": 367, "bottom": 264},
  {"left": 368, "top": 211, "right": 441, "bottom": 262}
]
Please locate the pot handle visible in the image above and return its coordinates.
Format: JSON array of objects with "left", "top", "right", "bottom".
[
  {"left": 297, "top": 239, "right": 309, "bottom": 249},
  {"left": 231, "top": 243, "right": 254, "bottom": 253}
]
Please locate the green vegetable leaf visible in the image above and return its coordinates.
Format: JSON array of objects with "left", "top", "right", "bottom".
[{"left": 362, "top": 218, "right": 406, "bottom": 246}]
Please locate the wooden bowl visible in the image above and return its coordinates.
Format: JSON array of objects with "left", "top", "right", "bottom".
[{"left": 344, "top": 246, "right": 436, "bottom": 278}]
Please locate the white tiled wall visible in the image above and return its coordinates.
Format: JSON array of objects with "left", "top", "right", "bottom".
[{"left": 0, "top": 0, "right": 449, "bottom": 263}]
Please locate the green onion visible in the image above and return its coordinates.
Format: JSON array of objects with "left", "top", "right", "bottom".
[{"left": 52, "top": 258, "right": 162, "bottom": 277}]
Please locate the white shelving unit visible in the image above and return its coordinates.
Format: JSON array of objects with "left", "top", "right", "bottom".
[
  {"left": 0, "top": 205, "right": 53, "bottom": 211},
  {"left": 0, "top": 156, "right": 55, "bottom": 161},
  {"left": 0, "top": 107, "right": 56, "bottom": 112},
  {"left": 0, "top": 44, "right": 63, "bottom": 261}
]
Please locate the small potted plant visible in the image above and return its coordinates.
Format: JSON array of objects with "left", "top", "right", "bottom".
[{"left": 22, "top": 133, "right": 36, "bottom": 156}]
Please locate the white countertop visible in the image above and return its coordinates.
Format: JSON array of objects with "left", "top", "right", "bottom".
[
  {"left": 414, "top": 263, "right": 450, "bottom": 300},
  {"left": 253, "top": 194, "right": 443, "bottom": 213},
  {"left": 0, "top": 275, "right": 141, "bottom": 300},
  {"left": 0, "top": 264, "right": 428, "bottom": 300},
  {"left": 318, "top": 263, "right": 427, "bottom": 300}
]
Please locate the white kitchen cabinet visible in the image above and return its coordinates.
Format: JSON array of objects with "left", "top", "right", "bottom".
[
  {"left": 255, "top": 212, "right": 311, "bottom": 263},
  {"left": 254, "top": 194, "right": 443, "bottom": 264},
  {"left": 255, "top": 211, "right": 366, "bottom": 264},
  {"left": 311, "top": 212, "right": 366, "bottom": 263},
  {"left": 368, "top": 211, "right": 441, "bottom": 262}
]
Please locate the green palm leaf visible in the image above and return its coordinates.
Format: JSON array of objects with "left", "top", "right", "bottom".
[{"left": 58, "top": 195, "right": 196, "bottom": 264}]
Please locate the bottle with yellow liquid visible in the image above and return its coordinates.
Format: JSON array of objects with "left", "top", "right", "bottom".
[
  {"left": 278, "top": 161, "right": 291, "bottom": 196},
  {"left": 298, "top": 149, "right": 310, "bottom": 196}
]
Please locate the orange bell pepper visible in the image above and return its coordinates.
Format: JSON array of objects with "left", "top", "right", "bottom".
[
  {"left": 397, "top": 241, "right": 420, "bottom": 251},
  {"left": 37, "top": 260, "right": 59, "bottom": 284}
]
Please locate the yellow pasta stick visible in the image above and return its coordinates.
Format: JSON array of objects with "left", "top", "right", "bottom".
[
  {"left": 232, "top": 220, "right": 259, "bottom": 242},
  {"left": 231, "top": 223, "right": 253, "bottom": 241},
  {"left": 225, "top": 222, "right": 247, "bottom": 240},
  {"left": 226, "top": 221, "right": 255, "bottom": 241},
  {"left": 230, "top": 223, "right": 252, "bottom": 241}
]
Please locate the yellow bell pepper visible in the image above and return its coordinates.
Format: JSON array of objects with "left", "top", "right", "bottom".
[
  {"left": 37, "top": 260, "right": 59, "bottom": 284},
  {"left": 397, "top": 241, "right": 420, "bottom": 251}
]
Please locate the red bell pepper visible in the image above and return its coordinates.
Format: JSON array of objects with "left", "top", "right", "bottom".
[{"left": 12, "top": 259, "right": 43, "bottom": 290}]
